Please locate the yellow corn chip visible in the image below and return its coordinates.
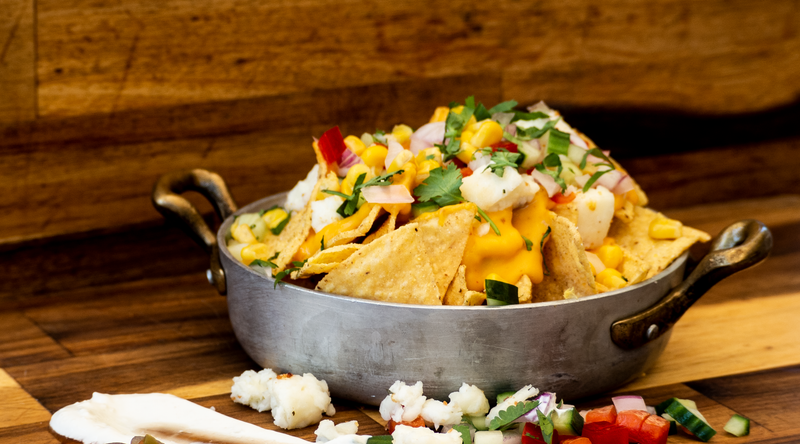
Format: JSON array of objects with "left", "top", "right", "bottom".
[
  {"left": 296, "top": 244, "right": 363, "bottom": 278},
  {"left": 316, "top": 223, "right": 441, "bottom": 305},
  {"left": 413, "top": 203, "right": 477, "bottom": 300},
  {"left": 619, "top": 246, "right": 650, "bottom": 285},
  {"left": 326, "top": 204, "right": 383, "bottom": 247},
  {"left": 311, "top": 140, "right": 330, "bottom": 177},
  {"left": 608, "top": 206, "right": 711, "bottom": 279},
  {"left": 443, "top": 265, "right": 469, "bottom": 306},
  {"left": 614, "top": 199, "right": 635, "bottom": 223},
  {"left": 464, "top": 291, "right": 486, "bottom": 306},
  {"left": 363, "top": 212, "right": 397, "bottom": 245},
  {"left": 516, "top": 274, "right": 532, "bottom": 304},
  {"left": 531, "top": 214, "right": 597, "bottom": 302}
]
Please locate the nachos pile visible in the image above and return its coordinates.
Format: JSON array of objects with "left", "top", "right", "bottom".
[{"left": 226, "top": 98, "right": 710, "bottom": 306}]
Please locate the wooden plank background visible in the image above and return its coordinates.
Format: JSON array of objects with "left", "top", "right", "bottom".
[{"left": 1, "top": 0, "right": 799, "bottom": 297}]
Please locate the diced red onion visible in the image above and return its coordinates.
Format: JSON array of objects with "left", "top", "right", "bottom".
[
  {"left": 468, "top": 154, "right": 491, "bottom": 172},
  {"left": 505, "top": 123, "right": 517, "bottom": 137},
  {"left": 493, "top": 112, "right": 515, "bottom": 129},
  {"left": 384, "top": 135, "right": 405, "bottom": 170},
  {"left": 646, "top": 406, "right": 657, "bottom": 415},
  {"left": 527, "top": 101, "right": 553, "bottom": 114},
  {"left": 579, "top": 410, "right": 590, "bottom": 419},
  {"left": 409, "top": 121, "right": 445, "bottom": 155},
  {"left": 595, "top": 169, "right": 623, "bottom": 191},
  {"left": 570, "top": 133, "right": 589, "bottom": 149},
  {"left": 530, "top": 170, "right": 561, "bottom": 197},
  {"left": 361, "top": 185, "right": 414, "bottom": 204},
  {"left": 585, "top": 252, "right": 606, "bottom": 274},
  {"left": 514, "top": 392, "right": 556, "bottom": 423},
  {"left": 612, "top": 396, "right": 648, "bottom": 413},
  {"left": 337, "top": 148, "right": 364, "bottom": 176},
  {"left": 613, "top": 175, "right": 635, "bottom": 195}
]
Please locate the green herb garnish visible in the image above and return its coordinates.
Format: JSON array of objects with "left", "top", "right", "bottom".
[
  {"left": 413, "top": 164, "right": 500, "bottom": 235},
  {"left": 488, "top": 150, "right": 523, "bottom": 177},
  {"left": 579, "top": 148, "right": 613, "bottom": 169},
  {"left": 488, "top": 400, "right": 540, "bottom": 431},
  {"left": 489, "top": 100, "right": 519, "bottom": 115},
  {"left": 511, "top": 111, "right": 550, "bottom": 122},
  {"left": 452, "top": 424, "right": 471, "bottom": 444},
  {"left": 273, "top": 259, "right": 308, "bottom": 288},
  {"left": 372, "top": 129, "right": 387, "bottom": 145},
  {"left": 250, "top": 259, "right": 278, "bottom": 268},
  {"left": 320, "top": 236, "right": 325, "bottom": 251},
  {"left": 582, "top": 169, "right": 614, "bottom": 193},
  {"left": 436, "top": 100, "right": 476, "bottom": 162},
  {"left": 547, "top": 128, "right": 571, "bottom": 155},
  {"left": 522, "top": 235, "right": 533, "bottom": 251},
  {"left": 516, "top": 119, "right": 558, "bottom": 140},
  {"left": 537, "top": 409, "right": 555, "bottom": 444},
  {"left": 534, "top": 153, "right": 567, "bottom": 192},
  {"left": 324, "top": 170, "right": 404, "bottom": 217}
]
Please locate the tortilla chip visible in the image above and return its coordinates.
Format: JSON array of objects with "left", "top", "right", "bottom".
[
  {"left": 327, "top": 204, "right": 383, "bottom": 247},
  {"left": 516, "top": 274, "right": 532, "bottom": 304},
  {"left": 443, "top": 265, "right": 469, "bottom": 306},
  {"left": 619, "top": 246, "right": 650, "bottom": 285},
  {"left": 413, "top": 203, "right": 477, "bottom": 300},
  {"left": 614, "top": 199, "right": 635, "bottom": 223},
  {"left": 464, "top": 291, "right": 486, "bottom": 306},
  {"left": 311, "top": 141, "right": 330, "bottom": 177},
  {"left": 608, "top": 206, "right": 711, "bottom": 279},
  {"left": 363, "top": 212, "right": 397, "bottom": 245},
  {"left": 316, "top": 223, "right": 441, "bottom": 305},
  {"left": 295, "top": 244, "right": 362, "bottom": 278},
  {"left": 531, "top": 214, "right": 597, "bottom": 302}
]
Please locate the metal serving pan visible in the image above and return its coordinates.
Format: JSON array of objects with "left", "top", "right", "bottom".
[{"left": 153, "top": 169, "right": 772, "bottom": 405}]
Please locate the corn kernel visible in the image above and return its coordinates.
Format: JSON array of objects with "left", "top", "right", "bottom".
[
  {"left": 485, "top": 273, "right": 505, "bottom": 283},
  {"left": 415, "top": 147, "right": 442, "bottom": 166},
  {"left": 232, "top": 223, "right": 257, "bottom": 244},
  {"left": 361, "top": 145, "right": 388, "bottom": 168},
  {"left": 649, "top": 217, "right": 683, "bottom": 240},
  {"left": 456, "top": 142, "right": 479, "bottom": 164},
  {"left": 430, "top": 106, "right": 450, "bottom": 123},
  {"left": 595, "top": 244, "right": 623, "bottom": 270},
  {"left": 470, "top": 120, "right": 504, "bottom": 148},
  {"left": 603, "top": 237, "right": 616, "bottom": 246},
  {"left": 391, "top": 124, "right": 414, "bottom": 149},
  {"left": 344, "top": 135, "right": 366, "bottom": 156},
  {"left": 460, "top": 130, "right": 475, "bottom": 144},
  {"left": 596, "top": 268, "right": 628, "bottom": 290},
  {"left": 414, "top": 159, "right": 442, "bottom": 187},
  {"left": 626, "top": 189, "right": 639, "bottom": 205},
  {"left": 387, "top": 150, "right": 414, "bottom": 173},
  {"left": 341, "top": 164, "right": 373, "bottom": 196},
  {"left": 240, "top": 243, "right": 272, "bottom": 266},
  {"left": 261, "top": 208, "right": 289, "bottom": 230},
  {"left": 316, "top": 177, "right": 341, "bottom": 200},
  {"left": 614, "top": 193, "right": 626, "bottom": 211}
]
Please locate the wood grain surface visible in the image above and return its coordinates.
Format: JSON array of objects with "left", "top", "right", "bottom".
[
  {"left": 1, "top": 195, "right": 799, "bottom": 443},
  {"left": 0, "top": 0, "right": 35, "bottom": 125}
]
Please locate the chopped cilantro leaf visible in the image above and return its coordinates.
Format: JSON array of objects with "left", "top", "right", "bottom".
[
  {"left": 488, "top": 100, "right": 519, "bottom": 115},
  {"left": 452, "top": 424, "right": 470, "bottom": 444},
  {"left": 273, "top": 259, "right": 308, "bottom": 288},
  {"left": 488, "top": 400, "right": 540, "bottom": 431},
  {"left": 522, "top": 235, "right": 533, "bottom": 251},
  {"left": 437, "top": 99, "right": 476, "bottom": 161},
  {"left": 476, "top": 207, "right": 500, "bottom": 236},
  {"left": 474, "top": 102, "right": 491, "bottom": 121},
  {"left": 537, "top": 408, "right": 556, "bottom": 444},
  {"left": 488, "top": 150, "right": 522, "bottom": 177},
  {"left": 250, "top": 259, "right": 277, "bottom": 268},
  {"left": 516, "top": 119, "right": 558, "bottom": 140},
  {"left": 258, "top": 209, "right": 267, "bottom": 217},
  {"left": 372, "top": 130, "right": 387, "bottom": 145},
  {"left": 270, "top": 213, "right": 290, "bottom": 235},
  {"left": 326, "top": 170, "right": 404, "bottom": 218},
  {"left": 582, "top": 169, "right": 614, "bottom": 193},
  {"left": 579, "top": 148, "right": 614, "bottom": 169},
  {"left": 541, "top": 226, "right": 552, "bottom": 276},
  {"left": 320, "top": 236, "right": 325, "bottom": 251},
  {"left": 534, "top": 153, "right": 567, "bottom": 192},
  {"left": 511, "top": 111, "right": 550, "bottom": 122},
  {"left": 268, "top": 251, "right": 280, "bottom": 261}
]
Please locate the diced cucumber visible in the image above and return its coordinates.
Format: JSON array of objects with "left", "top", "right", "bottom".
[
  {"left": 452, "top": 424, "right": 472, "bottom": 444},
  {"left": 465, "top": 415, "right": 489, "bottom": 431},
  {"left": 724, "top": 414, "right": 750, "bottom": 437},
  {"left": 551, "top": 407, "right": 584, "bottom": 436},
  {"left": 661, "top": 413, "right": 678, "bottom": 435},
  {"left": 366, "top": 435, "right": 393, "bottom": 444},
  {"left": 232, "top": 213, "right": 267, "bottom": 241},
  {"left": 659, "top": 398, "right": 716, "bottom": 442},
  {"left": 485, "top": 280, "right": 519, "bottom": 306},
  {"left": 474, "top": 430, "right": 503, "bottom": 444},
  {"left": 496, "top": 391, "right": 516, "bottom": 404}
]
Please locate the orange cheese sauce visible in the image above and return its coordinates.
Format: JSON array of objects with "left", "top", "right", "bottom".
[
  {"left": 413, "top": 202, "right": 477, "bottom": 225},
  {"left": 462, "top": 190, "right": 553, "bottom": 291},
  {"left": 294, "top": 203, "right": 377, "bottom": 261}
]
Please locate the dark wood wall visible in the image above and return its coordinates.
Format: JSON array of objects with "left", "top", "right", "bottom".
[{"left": 2, "top": 0, "right": 799, "bottom": 301}]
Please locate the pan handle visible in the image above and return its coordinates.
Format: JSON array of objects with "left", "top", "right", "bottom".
[
  {"left": 152, "top": 169, "right": 238, "bottom": 295},
  {"left": 610, "top": 219, "right": 772, "bottom": 350}
]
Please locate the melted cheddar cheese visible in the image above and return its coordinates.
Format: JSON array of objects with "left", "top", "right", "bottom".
[{"left": 294, "top": 203, "right": 378, "bottom": 261}]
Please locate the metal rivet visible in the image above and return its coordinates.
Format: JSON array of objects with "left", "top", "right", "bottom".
[
  {"left": 646, "top": 324, "right": 659, "bottom": 340},
  {"left": 206, "top": 269, "right": 215, "bottom": 285}
]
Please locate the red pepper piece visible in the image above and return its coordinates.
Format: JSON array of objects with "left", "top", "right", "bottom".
[
  {"left": 385, "top": 416, "right": 425, "bottom": 434},
  {"left": 561, "top": 438, "right": 592, "bottom": 444},
  {"left": 551, "top": 192, "right": 576, "bottom": 205},
  {"left": 582, "top": 422, "right": 628, "bottom": 444},
  {"left": 523, "top": 422, "right": 561, "bottom": 444},
  {"left": 318, "top": 126, "right": 347, "bottom": 165},
  {"left": 615, "top": 410, "right": 650, "bottom": 443},
  {"left": 585, "top": 405, "right": 617, "bottom": 424},
  {"left": 637, "top": 415, "right": 670, "bottom": 444},
  {"left": 461, "top": 167, "right": 473, "bottom": 177},
  {"left": 490, "top": 140, "right": 519, "bottom": 153}
]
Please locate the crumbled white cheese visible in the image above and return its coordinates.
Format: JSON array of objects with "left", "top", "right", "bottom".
[
  {"left": 379, "top": 381, "right": 427, "bottom": 423},
  {"left": 231, "top": 369, "right": 335, "bottom": 430},
  {"left": 314, "top": 420, "right": 368, "bottom": 444},
  {"left": 311, "top": 195, "right": 344, "bottom": 232},
  {"left": 421, "top": 399, "right": 462, "bottom": 429},
  {"left": 448, "top": 383, "right": 490, "bottom": 417},
  {"left": 574, "top": 185, "right": 615, "bottom": 249},
  {"left": 486, "top": 385, "right": 539, "bottom": 428},
  {"left": 460, "top": 164, "right": 539, "bottom": 213},
  {"left": 392, "top": 425, "right": 463, "bottom": 444},
  {"left": 286, "top": 164, "right": 320, "bottom": 213}
]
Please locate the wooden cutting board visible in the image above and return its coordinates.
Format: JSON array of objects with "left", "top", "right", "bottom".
[{"left": 1, "top": 195, "right": 799, "bottom": 443}]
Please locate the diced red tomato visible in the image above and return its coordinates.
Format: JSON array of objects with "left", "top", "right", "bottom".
[
  {"left": 582, "top": 422, "right": 627, "bottom": 444},
  {"left": 385, "top": 416, "right": 425, "bottom": 433},
  {"left": 523, "top": 422, "right": 560, "bottom": 444},
  {"left": 490, "top": 140, "right": 519, "bottom": 153},
  {"left": 585, "top": 405, "right": 617, "bottom": 424},
  {"left": 461, "top": 167, "right": 473, "bottom": 177},
  {"left": 616, "top": 410, "right": 650, "bottom": 442},
  {"left": 317, "top": 126, "right": 347, "bottom": 165},
  {"left": 561, "top": 438, "right": 593, "bottom": 444},
  {"left": 636, "top": 415, "right": 670, "bottom": 444},
  {"left": 551, "top": 192, "right": 576, "bottom": 205},
  {"left": 452, "top": 157, "right": 467, "bottom": 169}
]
